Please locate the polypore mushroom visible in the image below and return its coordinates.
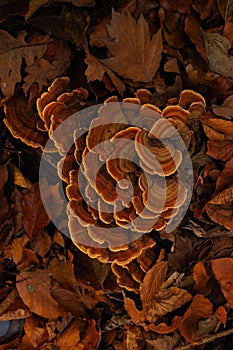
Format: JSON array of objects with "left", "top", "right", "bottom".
[{"left": 35, "top": 81, "right": 206, "bottom": 288}]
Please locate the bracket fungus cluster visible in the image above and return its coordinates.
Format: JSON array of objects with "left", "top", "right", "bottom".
[{"left": 34, "top": 78, "right": 206, "bottom": 290}]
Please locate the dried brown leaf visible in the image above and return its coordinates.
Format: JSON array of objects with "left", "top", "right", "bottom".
[
  {"left": 211, "top": 258, "right": 233, "bottom": 307},
  {"left": 216, "top": 305, "right": 228, "bottom": 324},
  {"left": 22, "top": 182, "right": 50, "bottom": 239},
  {"left": 160, "top": 0, "right": 192, "bottom": 14},
  {"left": 85, "top": 53, "right": 126, "bottom": 94},
  {"left": 140, "top": 261, "right": 168, "bottom": 307},
  {"left": 204, "top": 31, "right": 233, "bottom": 82},
  {"left": 207, "top": 140, "right": 233, "bottom": 161},
  {"left": 179, "top": 294, "right": 213, "bottom": 343},
  {"left": 101, "top": 10, "right": 163, "bottom": 83},
  {"left": 146, "top": 333, "right": 181, "bottom": 349},
  {"left": 16, "top": 269, "right": 66, "bottom": 318},
  {"left": 205, "top": 185, "right": 233, "bottom": 231},
  {"left": 193, "top": 261, "right": 211, "bottom": 294},
  {"left": 215, "top": 157, "right": 233, "bottom": 193},
  {"left": 213, "top": 95, "right": 233, "bottom": 119},
  {"left": 145, "top": 287, "right": 192, "bottom": 322},
  {"left": 26, "top": 0, "right": 95, "bottom": 20},
  {"left": 55, "top": 318, "right": 100, "bottom": 350},
  {"left": 24, "top": 316, "right": 49, "bottom": 348},
  {"left": 0, "top": 30, "right": 47, "bottom": 97},
  {"left": 217, "top": 0, "right": 233, "bottom": 21},
  {"left": 123, "top": 293, "right": 145, "bottom": 324}
]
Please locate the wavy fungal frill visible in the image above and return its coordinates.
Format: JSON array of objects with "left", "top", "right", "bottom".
[{"left": 37, "top": 78, "right": 206, "bottom": 271}]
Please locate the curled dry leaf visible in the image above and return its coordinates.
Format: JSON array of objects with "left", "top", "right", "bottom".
[
  {"left": 101, "top": 10, "right": 163, "bottom": 83},
  {"left": 55, "top": 318, "right": 100, "bottom": 350},
  {"left": 205, "top": 185, "right": 233, "bottom": 231},
  {"left": 216, "top": 305, "right": 228, "bottom": 325},
  {"left": 179, "top": 294, "right": 213, "bottom": 343},
  {"left": 204, "top": 31, "right": 233, "bottom": 82},
  {"left": 22, "top": 182, "right": 50, "bottom": 239},
  {"left": 0, "top": 30, "right": 47, "bottom": 97},
  {"left": 140, "top": 261, "right": 168, "bottom": 307},
  {"left": 211, "top": 258, "right": 233, "bottom": 307},
  {"left": 212, "top": 95, "right": 233, "bottom": 119},
  {"left": 215, "top": 157, "right": 233, "bottom": 194},
  {"left": 145, "top": 287, "right": 192, "bottom": 323},
  {"left": 24, "top": 316, "right": 49, "bottom": 348},
  {"left": 193, "top": 261, "right": 211, "bottom": 295}
]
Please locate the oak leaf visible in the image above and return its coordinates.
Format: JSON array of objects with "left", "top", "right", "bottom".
[
  {"left": 23, "top": 56, "right": 70, "bottom": 94},
  {"left": 101, "top": 10, "right": 163, "bottom": 83},
  {"left": 85, "top": 52, "right": 126, "bottom": 94},
  {"left": 211, "top": 258, "right": 233, "bottom": 307},
  {"left": 0, "top": 30, "right": 47, "bottom": 97}
]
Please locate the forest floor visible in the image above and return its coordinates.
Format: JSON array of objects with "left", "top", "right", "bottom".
[{"left": 0, "top": 0, "right": 233, "bottom": 349}]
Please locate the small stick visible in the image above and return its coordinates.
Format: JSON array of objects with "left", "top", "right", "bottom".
[{"left": 174, "top": 328, "right": 233, "bottom": 350}]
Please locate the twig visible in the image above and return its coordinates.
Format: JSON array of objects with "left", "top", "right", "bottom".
[{"left": 174, "top": 328, "right": 233, "bottom": 350}]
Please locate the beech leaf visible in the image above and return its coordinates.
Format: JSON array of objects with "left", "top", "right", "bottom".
[
  {"left": 140, "top": 261, "right": 168, "bottom": 307},
  {"left": 22, "top": 182, "right": 50, "bottom": 239},
  {"left": 0, "top": 30, "right": 47, "bottom": 97},
  {"left": 203, "top": 31, "right": 233, "bottom": 82},
  {"left": 101, "top": 10, "right": 163, "bottom": 83},
  {"left": 211, "top": 258, "right": 233, "bottom": 307},
  {"left": 145, "top": 287, "right": 192, "bottom": 323}
]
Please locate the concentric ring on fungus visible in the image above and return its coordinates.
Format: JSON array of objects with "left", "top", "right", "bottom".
[{"left": 38, "top": 79, "right": 205, "bottom": 277}]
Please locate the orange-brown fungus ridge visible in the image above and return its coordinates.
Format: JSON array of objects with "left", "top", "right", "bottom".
[{"left": 38, "top": 78, "right": 206, "bottom": 291}]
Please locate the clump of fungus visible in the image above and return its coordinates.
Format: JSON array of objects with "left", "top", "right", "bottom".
[{"left": 36, "top": 79, "right": 206, "bottom": 289}]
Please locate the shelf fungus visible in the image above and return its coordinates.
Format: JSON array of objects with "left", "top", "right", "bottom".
[{"left": 36, "top": 80, "right": 207, "bottom": 288}]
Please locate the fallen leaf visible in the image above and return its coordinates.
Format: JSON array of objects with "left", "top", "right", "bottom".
[
  {"left": 185, "top": 15, "right": 208, "bottom": 62},
  {"left": 24, "top": 316, "right": 49, "bottom": 348},
  {"left": 146, "top": 333, "right": 181, "bottom": 349},
  {"left": 55, "top": 318, "right": 100, "bottom": 350},
  {"left": 140, "top": 261, "right": 168, "bottom": 307},
  {"left": 101, "top": 10, "right": 163, "bottom": 83},
  {"left": 179, "top": 294, "right": 213, "bottom": 343},
  {"left": 160, "top": 0, "right": 192, "bottom": 13},
  {"left": 215, "top": 157, "right": 233, "bottom": 193},
  {"left": 16, "top": 269, "right": 66, "bottom": 318},
  {"left": 23, "top": 40, "right": 71, "bottom": 94},
  {"left": 85, "top": 53, "right": 126, "bottom": 94},
  {"left": 59, "top": 6, "right": 90, "bottom": 48},
  {"left": 123, "top": 293, "right": 145, "bottom": 324},
  {"left": 193, "top": 262, "right": 210, "bottom": 294},
  {"left": 211, "top": 258, "right": 233, "bottom": 307},
  {"left": 207, "top": 140, "right": 233, "bottom": 161},
  {"left": 212, "top": 95, "right": 233, "bottom": 119},
  {"left": 217, "top": 0, "right": 233, "bottom": 21},
  {"left": 204, "top": 31, "right": 233, "bottom": 82},
  {"left": 216, "top": 305, "right": 228, "bottom": 324},
  {"left": 145, "top": 287, "right": 192, "bottom": 323},
  {"left": 22, "top": 182, "right": 50, "bottom": 239},
  {"left": 90, "top": 17, "right": 111, "bottom": 48},
  {"left": 25, "top": 0, "right": 95, "bottom": 20},
  {"left": 205, "top": 185, "right": 233, "bottom": 231},
  {"left": 0, "top": 30, "right": 47, "bottom": 97}
]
